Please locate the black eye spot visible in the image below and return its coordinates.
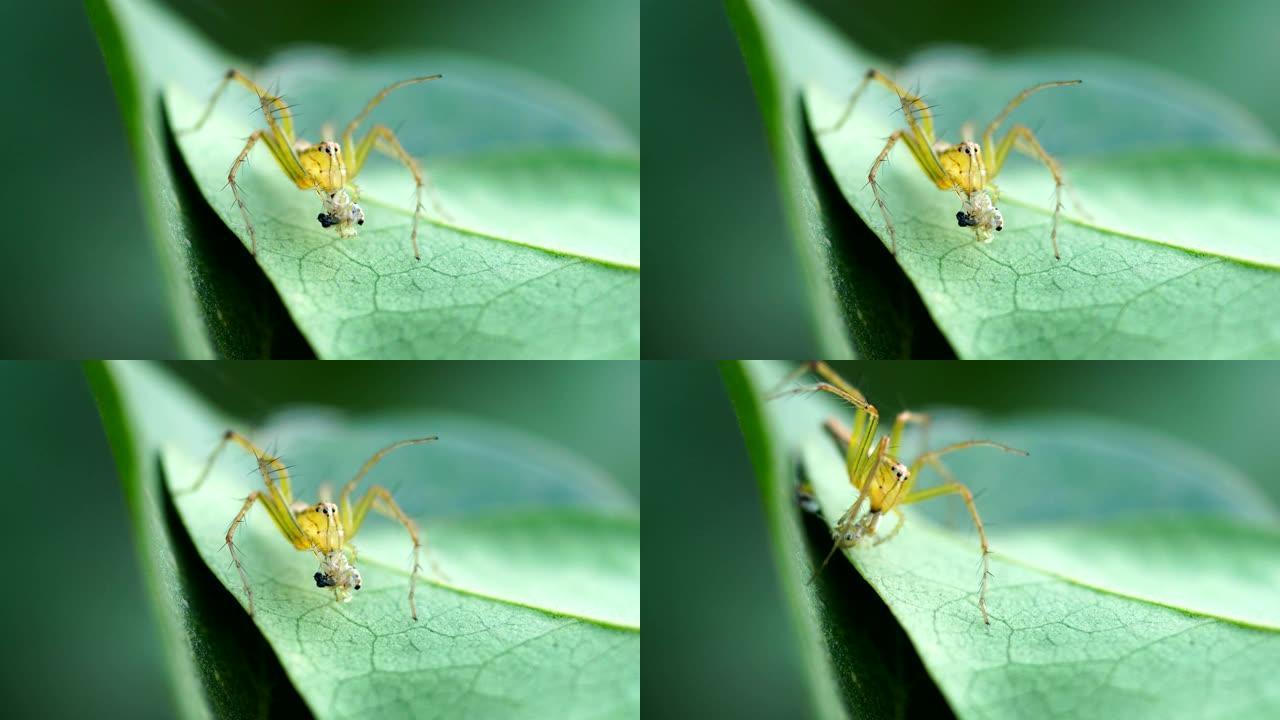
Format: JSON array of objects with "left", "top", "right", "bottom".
[
  {"left": 317, "top": 213, "right": 338, "bottom": 228},
  {"left": 956, "top": 211, "right": 972, "bottom": 228},
  {"left": 996, "top": 226, "right": 1003, "bottom": 231},
  {"left": 354, "top": 583, "right": 362, "bottom": 590},
  {"left": 357, "top": 218, "right": 364, "bottom": 225}
]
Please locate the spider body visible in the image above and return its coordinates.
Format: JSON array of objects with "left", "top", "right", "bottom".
[
  {"left": 822, "top": 68, "right": 1083, "bottom": 259},
  {"left": 184, "top": 430, "right": 446, "bottom": 619},
  {"left": 775, "top": 362, "right": 1028, "bottom": 625},
  {"left": 184, "top": 69, "right": 451, "bottom": 259}
]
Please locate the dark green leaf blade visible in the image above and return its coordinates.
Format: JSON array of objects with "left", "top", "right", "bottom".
[{"left": 726, "top": 0, "right": 878, "bottom": 357}]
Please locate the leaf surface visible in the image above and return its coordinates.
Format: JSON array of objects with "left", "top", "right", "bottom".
[
  {"left": 802, "top": 44, "right": 1280, "bottom": 358},
  {"left": 89, "top": 362, "right": 639, "bottom": 719},
  {"left": 90, "top": 0, "right": 639, "bottom": 358},
  {"left": 728, "top": 0, "right": 1280, "bottom": 358},
  {"left": 726, "top": 359, "right": 1280, "bottom": 719}
]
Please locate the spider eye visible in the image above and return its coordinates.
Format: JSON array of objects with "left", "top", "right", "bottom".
[
  {"left": 317, "top": 213, "right": 338, "bottom": 228},
  {"left": 956, "top": 211, "right": 972, "bottom": 227}
]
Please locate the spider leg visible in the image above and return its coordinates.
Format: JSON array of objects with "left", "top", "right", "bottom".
[
  {"left": 868, "top": 131, "right": 905, "bottom": 254},
  {"left": 337, "top": 435, "right": 438, "bottom": 531},
  {"left": 898, "top": 479, "right": 992, "bottom": 625},
  {"left": 185, "top": 430, "right": 297, "bottom": 503},
  {"left": 898, "top": 440, "right": 1026, "bottom": 625},
  {"left": 341, "top": 75, "right": 442, "bottom": 148},
  {"left": 871, "top": 508, "right": 906, "bottom": 547},
  {"left": 980, "top": 79, "right": 1081, "bottom": 153},
  {"left": 808, "top": 435, "right": 890, "bottom": 584},
  {"left": 347, "top": 485, "right": 442, "bottom": 620},
  {"left": 347, "top": 125, "right": 449, "bottom": 259},
  {"left": 888, "top": 411, "right": 930, "bottom": 461},
  {"left": 821, "top": 68, "right": 937, "bottom": 139},
  {"left": 225, "top": 490, "right": 266, "bottom": 616},
  {"left": 227, "top": 131, "right": 266, "bottom": 256},
  {"left": 770, "top": 361, "right": 881, "bottom": 489},
  {"left": 226, "top": 126, "right": 309, "bottom": 256},
  {"left": 223, "top": 465, "right": 309, "bottom": 617},
  {"left": 989, "top": 124, "right": 1071, "bottom": 259},
  {"left": 182, "top": 68, "right": 299, "bottom": 140}
]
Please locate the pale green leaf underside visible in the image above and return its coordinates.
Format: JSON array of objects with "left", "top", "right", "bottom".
[
  {"left": 804, "top": 58, "right": 1280, "bottom": 358},
  {"left": 165, "top": 62, "right": 639, "bottom": 359},
  {"left": 106, "top": 362, "right": 638, "bottom": 720},
  {"left": 739, "top": 360, "right": 1280, "bottom": 719},
  {"left": 999, "top": 518, "right": 1280, "bottom": 629}
]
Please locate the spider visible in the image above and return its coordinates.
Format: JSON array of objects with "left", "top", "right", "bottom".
[
  {"left": 182, "top": 430, "right": 445, "bottom": 620},
  {"left": 773, "top": 362, "right": 1027, "bottom": 625},
  {"left": 183, "top": 69, "right": 451, "bottom": 260},
  {"left": 821, "top": 68, "right": 1084, "bottom": 259}
]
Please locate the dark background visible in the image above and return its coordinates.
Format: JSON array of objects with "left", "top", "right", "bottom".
[
  {"left": 644, "top": 0, "right": 1280, "bottom": 358},
  {"left": 0, "top": 361, "right": 638, "bottom": 718},
  {"left": 1, "top": 0, "right": 638, "bottom": 358},
  {"left": 645, "top": 361, "right": 1280, "bottom": 718}
]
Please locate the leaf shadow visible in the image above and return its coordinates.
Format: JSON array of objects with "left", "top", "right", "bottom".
[
  {"left": 796, "top": 458, "right": 954, "bottom": 719},
  {"left": 161, "top": 102, "right": 314, "bottom": 359},
  {"left": 158, "top": 457, "right": 313, "bottom": 718},
  {"left": 800, "top": 105, "right": 953, "bottom": 359}
]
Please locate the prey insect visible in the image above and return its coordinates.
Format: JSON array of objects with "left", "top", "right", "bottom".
[
  {"left": 183, "top": 69, "right": 450, "bottom": 260},
  {"left": 773, "top": 362, "right": 1027, "bottom": 625},
  {"left": 822, "top": 68, "right": 1083, "bottom": 259},
  {"left": 182, "top": 430, "right": 445, "bottom": 620}
]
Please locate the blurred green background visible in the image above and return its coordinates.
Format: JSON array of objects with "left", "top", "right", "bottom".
[
  {"left": 0, "top": 361, "right": 637, "bottom": 718},
  {"left": 645, "top": 361, "right": 1280, "bottom": 717},
  {"left": 644, "top": 0, "right": 1280, "bottom": 358},
  {"left": 1, "top": 0, "right": 637, "bottom": 358}
]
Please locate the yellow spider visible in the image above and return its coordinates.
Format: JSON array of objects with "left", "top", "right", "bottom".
[
  {"left": 775, "top": 362, "right": 1027, "bottom": 625},
  {"left": 822, "top": 68, "right": 1083, "bottom": 259},
  {"left": 183, "top": 430, "right": 444, "bottom": 620},
  {"left": 184, "top": 69, "right": 450, "bottom": 260}
]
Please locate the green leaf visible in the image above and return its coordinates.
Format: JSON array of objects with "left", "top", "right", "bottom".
[
  {"left": 806, "top": 60, "right": 1280, "bottom": 358},
  {"left": 728, "top": 0, "right": 1280, "bottom": 359},
  {"left": 726, "top": 360, "right": 1280, "bottom": 719},
  {"left": 89, "top": 0, "right": 639, "bottom": 358},
  {"left": 88, "top": 361, "right": 639, "bottom": 719}
]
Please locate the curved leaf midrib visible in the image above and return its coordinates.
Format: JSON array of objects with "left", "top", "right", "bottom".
[
  {"left": 999, "top": 189, "right": 1280, "bottom": 273},
  {"left": 360, "top": 145, "right": 641, "bottom": 268},
  {"left": 327, "top": 553, "right": 640, "bottom": 632},
  {"left": 362, "top": 197, "right": 641, "bottom": 271},
  {"left": 897, "top": 516, "right": 1280, "bottom": 633}
]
